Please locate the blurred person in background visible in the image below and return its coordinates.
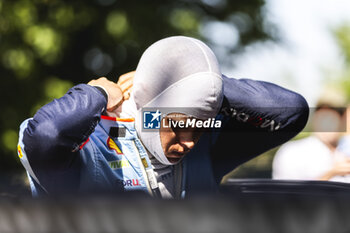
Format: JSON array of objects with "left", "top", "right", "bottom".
[
  {"left": 337, "top": 106, "right": 350, "bottom": 156},
  {"left": 17, "top": 36, "right": 308, "bottom": 198},
  {"left": 273, "top": 88, "right": 350, "bottom": 182}
]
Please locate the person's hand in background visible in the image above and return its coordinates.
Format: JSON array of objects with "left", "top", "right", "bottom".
[{"left": 319, "top": 155, "right": 350, "bottom": 180}]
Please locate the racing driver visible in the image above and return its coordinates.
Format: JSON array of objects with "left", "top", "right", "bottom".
[{"left": 17, "top": 36, "right": 309, "bottom": 198}]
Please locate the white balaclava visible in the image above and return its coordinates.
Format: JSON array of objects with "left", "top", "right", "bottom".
[{"left": 121, "top": 36, "right": 223, "bottom": 165}]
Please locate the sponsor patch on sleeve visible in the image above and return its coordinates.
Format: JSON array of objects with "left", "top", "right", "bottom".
[{"left": 17, "top": 144, "right": 24, "bottom": 159}]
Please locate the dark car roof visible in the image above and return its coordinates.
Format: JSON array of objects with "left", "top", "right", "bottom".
[{"left": 221, "top": 178, "right": 350, "bottom": 197}]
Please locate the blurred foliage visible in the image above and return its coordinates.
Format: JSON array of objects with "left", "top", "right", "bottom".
[
  {"left": 335, "top": 24, "right": 350, "bottom": 65},
  {"left": 0, "top": 0, "right": 273, "bottom": 184},
  {"left": 335, "top": 24, "right": 350, "bottom": 101}
]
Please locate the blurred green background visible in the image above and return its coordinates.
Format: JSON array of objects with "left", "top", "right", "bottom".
[{"left": 1, "top": 0, "right": 350, "bottom": 194}]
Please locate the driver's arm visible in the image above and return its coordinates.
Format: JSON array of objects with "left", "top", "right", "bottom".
[
  {"left": 17, "top": 76, "right": 131, "bottom": 193},
  {"left": 211, "top": 75, "right": 309, "bottom": 183}
]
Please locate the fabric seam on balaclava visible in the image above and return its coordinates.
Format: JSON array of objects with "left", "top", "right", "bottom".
[
  {"left": 142, "top": 71, "right": 222, "bottom": 110},
  {"left": 187, "top": 38, "right": 213, "bottom": 72}
]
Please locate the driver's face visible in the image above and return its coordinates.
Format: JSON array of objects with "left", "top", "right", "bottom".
[{"left": 159, "top": 113, "right": 203, "bottom": 163}]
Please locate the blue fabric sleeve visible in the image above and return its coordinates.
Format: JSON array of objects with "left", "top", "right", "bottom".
[
  {"left": 211, "top": 75, "right": 309, "bottom": 183},
  {"left": 20, "top": 84, "right": 107, "bottom": 193}
]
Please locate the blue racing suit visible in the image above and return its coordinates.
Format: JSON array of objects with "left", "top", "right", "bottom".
[{"left": 17, "top": 75, "right": 309, "bottom": 197}]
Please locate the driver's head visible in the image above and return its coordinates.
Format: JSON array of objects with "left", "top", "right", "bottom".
[{"left": 132, "top": 36, "right": 223, "bottom": 165}]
